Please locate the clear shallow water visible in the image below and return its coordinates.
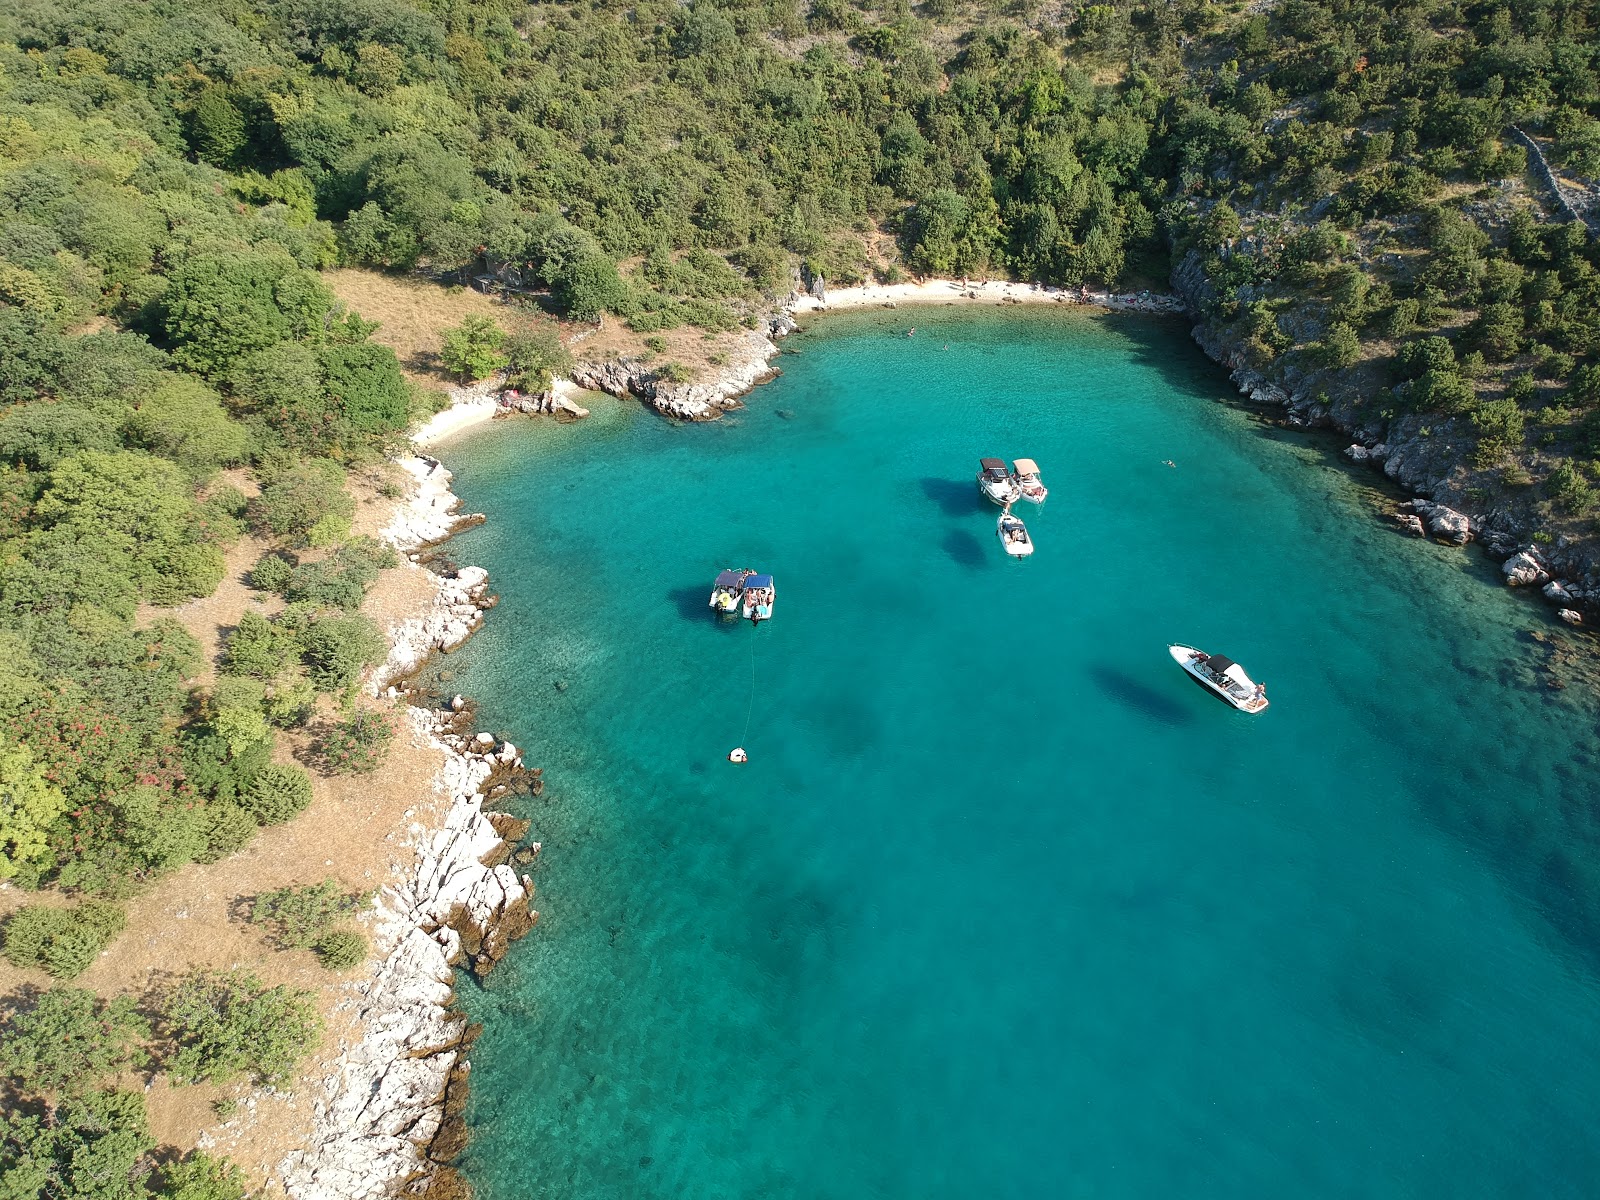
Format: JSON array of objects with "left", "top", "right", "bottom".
[{"left": 436, "top": 309, "right": 1600, "bottom": 1199}]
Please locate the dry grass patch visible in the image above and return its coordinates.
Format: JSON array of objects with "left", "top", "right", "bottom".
[{"left": 324, "top": 269, "right": 526, "bottom": 383}]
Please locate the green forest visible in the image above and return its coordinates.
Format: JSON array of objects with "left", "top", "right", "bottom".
[{"left": 1, "top": 0, "right": 1599, "bottom": 1193}]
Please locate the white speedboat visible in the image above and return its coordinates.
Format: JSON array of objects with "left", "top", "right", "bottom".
[
  {"left": 709, "top": 568, "right": 752, "bottom": 616},
  {"left": 741, "top": 573, "right": 775, "bottom": 622},
  {"left": 977, "top": 458, "right": 1021, "bottom": 506},
  {"left": 1168, "top": 644, "right": 1268, "bottom": 713},
  {"left": 997, "top": 509, "right": 1033, "bottom": 558},
  {"left": 1011, "top": 458, "right": 1047, "bottom": 504}
]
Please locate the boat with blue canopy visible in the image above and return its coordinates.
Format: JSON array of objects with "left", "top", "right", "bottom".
[{"left": 741, "top": 574, "right": 775, "bottom": 622}]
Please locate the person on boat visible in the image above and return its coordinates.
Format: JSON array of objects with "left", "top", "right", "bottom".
[{"left": 1254, "top": 682, "right": 1266, "bottom": 703}]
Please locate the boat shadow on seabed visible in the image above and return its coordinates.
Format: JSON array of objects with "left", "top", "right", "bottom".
[{"left": 1088, "top": 664, "right": 1195, "bottom": 727}]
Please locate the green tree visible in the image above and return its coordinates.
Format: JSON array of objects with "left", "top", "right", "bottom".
[
  {"left": 162, "top": 247, "right": 334, "bottom": 378},
  {"left": 439, "top": 315, "right": 508, "bottom": 382},
  {"left": 161, "top": 968, "right": 321, "bottom": 1087},
  {"left": 124, "top": 378, "right": 248, "bottom": 474},
  {"left": 299, "top": 614, "right": 386, "bottom": 691},
  {"left": 0, "top": 988, "right": 150, "bottom": 1097},
  {"left": 503, "top": 323, "right": 573, "bottom": 392},
  {"left": 0, "top": 1089, "right": 154, "bottom": 1200},
  {"left": 0, "top": 742, "right": 68, "bottom": 879},
  {"left": 253, "top": 460, "right": 354, "bottom": 545}
]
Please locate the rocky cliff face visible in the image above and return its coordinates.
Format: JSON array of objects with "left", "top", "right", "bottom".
[{"left": 1171, "top": 248, "right": 1600, "bottom": 625}]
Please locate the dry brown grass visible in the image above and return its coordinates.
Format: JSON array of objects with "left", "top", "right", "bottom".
[{"left": 324, "top": 269, "right": 529, "bottom": 384}]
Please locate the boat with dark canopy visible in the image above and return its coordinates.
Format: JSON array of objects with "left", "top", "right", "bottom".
[
  {"left": 976, "top": 458, "right": 1021, "bottom": 506},
  {"left": 1168, "top": 644, "right": 1269, "bottom": 713},
  {"left": 709, "top": 568, "right": 753, "bottom": 616}
]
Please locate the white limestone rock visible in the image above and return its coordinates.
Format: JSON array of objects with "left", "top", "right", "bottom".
[{"left": 1503, "top": 551, "right": 1550, "bottom": 587}]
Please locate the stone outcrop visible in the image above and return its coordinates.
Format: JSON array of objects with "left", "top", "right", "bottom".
[
  {"left": 571, "top": 327, "right": 785, "bottom": 421},
  {"left": 1504, "top": 551, "right": 1551, "bottom": 587},
  {"left": 1400, "top": 499, "right": 1473, "bottom": 545},
  {"left": 382, "top": 456, "right": 485, "bottom": 550}
]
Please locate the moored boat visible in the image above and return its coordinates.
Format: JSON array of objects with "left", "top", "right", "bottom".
[
  {"left": 709, "top": 568, "right": 753, "bottom": 616},
  {"left": 741, "top": 574, "right": 775, "bottom": 622},
  {"left": 997, "top": 509, "right": 1033, "bottom": 558},
  {"left": 1011, "top": 458, "right": 1047, "bottom": 504},
  {"left": 977, "top": 458, "right": 1021, "bottom": 506},
  {"left": 1168, "top": 644, "right": 1269, "bottom": 713}
]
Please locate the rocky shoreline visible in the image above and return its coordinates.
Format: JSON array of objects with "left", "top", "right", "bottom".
[
  {"left": 1172, "top": 249, "right": 1599, "bottom": 630},
  {"left": 280, "top": 456, "right": 539, "bottom": 1200}
]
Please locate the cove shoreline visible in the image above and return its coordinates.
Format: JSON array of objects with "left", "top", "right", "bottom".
[{"left": 289, "top": 274, "right": 1592, "bottom": 1200}]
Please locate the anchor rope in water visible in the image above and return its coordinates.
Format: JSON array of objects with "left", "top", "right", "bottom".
[{"left": 740, "top": 618, "right": 757, "bottom": 747}]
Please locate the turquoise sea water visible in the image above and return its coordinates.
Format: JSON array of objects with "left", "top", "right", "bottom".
[{"left": 435, "top": 309, "right": 1600, "bottom": 1199}]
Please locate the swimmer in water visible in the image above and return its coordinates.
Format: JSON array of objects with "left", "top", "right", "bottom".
[
  {"left": 1163, "top": 460, "right": 1176, "bottom": 468},
  {"left": 907, "top": 327, "right": 915, "bottom": 337}
]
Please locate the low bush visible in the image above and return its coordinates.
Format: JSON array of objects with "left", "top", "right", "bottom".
[
  {"left": 317, "top": 709, "right": 394, "bottom": 774},
  {"left": 314, "top": 929, "right": 368, "bottom": 970},
  {"left": 161, "top": 967, "right": 321, "bottom": 1086},
  {"left": 250, "top": 879, "right": 367, "bottom": 950},
  {"left": 240, "top": 764, "right": 313, "bottom": 825},
  {"left": 249, "top": 552, "right": 293, "bottom": 592},
  {"left": 2, "top": 901, "right": 126, "bottom": 978},
  {"left": 0, "top": 986, "right": 150, "bottom": 1096}
]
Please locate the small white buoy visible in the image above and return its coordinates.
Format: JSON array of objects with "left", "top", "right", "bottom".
[{"left": 728, "top": 747, "right": 748, "bottom": 764}]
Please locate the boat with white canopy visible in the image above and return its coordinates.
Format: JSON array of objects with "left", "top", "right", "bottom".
[
  {"left": 977, "top": 458, "right": 1021, "bottom": 506},
  {"left": 1168, "top": 644, "right": 1268, "bottom": 713},
  {"left": 1010, "top": 458, "right": 1047, "bottom": 504}
]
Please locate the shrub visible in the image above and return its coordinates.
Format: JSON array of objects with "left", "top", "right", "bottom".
[
  {"left": 251, "top": 878, "right": 367, "bottom": 950},
  {"left": 249, "top": 552, "right": 293, "bottom": 592},
  {"left": 161, "top": 968, "right": 321, "bottom": 1086},
  {"left": 223, "top": 611, "right": 293, "bottom": 678},
  {"left": 197, "top": 801, "right": 258, "bottom": 863},
  {"left": 0, "top": 1089, "right": 155, "bottom": 1198},
  {"left": 254, "top": 460, "right": 354, "bottom": 546},
  {"left": 155, "top": 1150, "right": 249, "bottom": 1200},
  {"left": 0, "top": 987, "right": 150, "bottom": 1096},
  {"left": 1550, "top": 460, "right": 1596, "bottom": 515},
  {"left": 300, "top": 613, "right": 386, "bottom": 690},
  {"left": 318, "top": 708, "right": 394, "bottom": 774},
  {"left": 2, "top": 901, "right": 127, "bottom": 978},
  {"left": 439, "top": 315, "right": 507, "bottom": 382},
  {"left": 240, "top": 764, "right": 314, "bottom": 825},
  {"left": 315, "top": 929, "right": 368, "bottom": 970}
]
